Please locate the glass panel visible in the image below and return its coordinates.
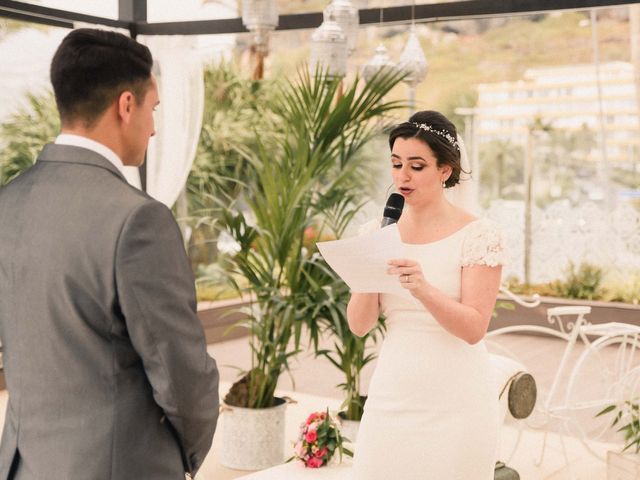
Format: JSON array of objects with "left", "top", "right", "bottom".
[
  {"left": 196, "top": 6, "right": 640, "bottom": 287},
  {"left": 148, "top": 0, "right": 236, "bottom": 22},
  {"left": 0, "top": 24, "right": 68, "bottom": 123},
  {"left": 2, "top": 4, "right": 639, "bottom": 289},
  {"left": 34, "top": 0, "right": 118, "bottom": 19}
]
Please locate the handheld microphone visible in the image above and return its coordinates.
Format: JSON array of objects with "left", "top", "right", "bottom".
[{"left": 381, "top": 193, "right": 405, "bottom": 228}]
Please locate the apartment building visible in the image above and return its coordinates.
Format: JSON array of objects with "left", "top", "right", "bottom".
[{"left": 476, "top": 61, "right": 639, "bottom": 164}]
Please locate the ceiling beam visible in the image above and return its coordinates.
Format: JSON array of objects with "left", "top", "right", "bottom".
[
  {"left": 0, "top": 0, "right": 129, "bottom": 29},
  {"left": 0, "top": 7, "right": 71, "bottom": 28},
  {"left": 361, "top": 0, "right": 640, "bottom": 25},
  {"left": 1, "top": 0, "right": 639, "bottom": 35},
  {"left": 136, "top": 0, "right": 640, "bottom": 36}
]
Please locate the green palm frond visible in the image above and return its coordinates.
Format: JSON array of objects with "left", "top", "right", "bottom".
[
  {"left": 220, "top": 68, "right": 404, "bottom": 408},
  {"left": 0, "top": 92, "right": 59, "bottom": 186}
]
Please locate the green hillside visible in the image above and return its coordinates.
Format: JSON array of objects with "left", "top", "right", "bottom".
[
  {"left": 421, "top": 11, "right": 629, "bottom": 117},
  {"left": 266, "top": 8, "right": 631, "bottom": 124}
]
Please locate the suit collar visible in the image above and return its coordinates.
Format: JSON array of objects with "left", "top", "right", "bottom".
[{"left": 37, "top": 143, "right": 128, "bottom": 183}]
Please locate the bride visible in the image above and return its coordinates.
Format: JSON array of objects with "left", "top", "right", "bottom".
[{"left": 348, "top": 110, "right": 506, "bottom": 479}]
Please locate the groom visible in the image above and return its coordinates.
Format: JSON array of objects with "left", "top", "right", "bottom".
[{"left": 0, "top": 29, "right": 219, "bottom": 479}]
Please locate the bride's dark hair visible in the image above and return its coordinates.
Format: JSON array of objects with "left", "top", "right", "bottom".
[{"left": 388, "top": 110, "right": 464, "bottom": 189}]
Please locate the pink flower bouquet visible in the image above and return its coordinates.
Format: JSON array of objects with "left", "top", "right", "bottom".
[{"left": 291, "top": 409, "right": 352, "bottom": 468}]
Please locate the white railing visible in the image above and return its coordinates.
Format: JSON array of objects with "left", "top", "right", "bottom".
[{"left": 487, "top": 199, "right": 640, "bottom": 283}]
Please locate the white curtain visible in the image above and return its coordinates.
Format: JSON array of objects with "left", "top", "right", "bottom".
[{"left": 138, "top": 35, "right": 204, "bottom": 208}]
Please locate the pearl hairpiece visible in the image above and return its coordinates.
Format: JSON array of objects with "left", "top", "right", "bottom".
[{"left": 412, "top": 122, "right": 460, "bottom": 151}]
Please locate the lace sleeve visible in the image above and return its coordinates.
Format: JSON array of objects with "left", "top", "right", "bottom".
[{"left": 461, "top": 219, "right": 508, "bottom": 267}]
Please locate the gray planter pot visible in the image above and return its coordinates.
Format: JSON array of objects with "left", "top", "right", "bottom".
[
  {"left": 337, "top": 412, "right": 361, "bottom": 444},
  {"left": 219, "top": 397, "right": 288, "bottom": 471},
  {"left": 490, "top": 294, "right": 640, "bottom": 333}
]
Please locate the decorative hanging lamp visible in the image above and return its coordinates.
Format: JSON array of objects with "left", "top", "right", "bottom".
[
  {"left": 362, "top": 43, "right": 397, "bottom": 81},
  {"left": 242, "top": 0, "right": 278, "bottom": 80},
  {"left": 324, "top": 0, "right": 359, "bottom": 57},
  {"left": 397, "top": 25, "right": 428, "bottom": 113},
  {"left": 309, "top": 11, "right": 347, "bottom": 78},
  {"left": 362, "top": 2, "right": 397, "bottom": 82}
]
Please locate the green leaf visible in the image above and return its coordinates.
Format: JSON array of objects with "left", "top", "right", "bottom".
[{"left": 596, "top": 404, "right": 617, "bottom": 417}]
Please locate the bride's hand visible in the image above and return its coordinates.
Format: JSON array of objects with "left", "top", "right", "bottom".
[{"left": 387, "top": 259, "right": 427, "bottom": 296}]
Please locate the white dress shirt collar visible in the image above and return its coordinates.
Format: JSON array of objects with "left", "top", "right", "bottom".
[{"left": 55, "top": 134, "right": 124, "bottom": 174}]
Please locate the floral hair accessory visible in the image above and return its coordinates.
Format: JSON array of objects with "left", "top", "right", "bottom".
[
  {"left": 290, "top": 409, "right": 352, "bottom": 468},
  {"left": 412, "top": 122, "right": 460, "bottom": 151}
]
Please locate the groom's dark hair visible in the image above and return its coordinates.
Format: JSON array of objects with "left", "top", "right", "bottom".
[{"left": 50, "top": 28, "right": 153, "bottom": 127}]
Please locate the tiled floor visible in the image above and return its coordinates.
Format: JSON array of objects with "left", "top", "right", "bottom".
[
  {"left": 200, "top": 328, "right": 626, "bottom": 479},
  {"left": 0, "top": 328, "right": 631, "bottom": 479}
]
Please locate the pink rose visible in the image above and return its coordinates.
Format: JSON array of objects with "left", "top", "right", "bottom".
[
  {"left": 306, "top": 413, "right": 317, "bottom": 425},
  {"left": 305, "top": 430, "right": 317, "bottom": 443},
  {"left": 315, "top": 447, "right": 328, "bottom": 458},
  {"left": 306, "top": 457, "right": 323, "bottom": 468}
]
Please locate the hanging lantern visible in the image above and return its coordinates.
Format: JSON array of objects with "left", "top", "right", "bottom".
[
  {"left": 242, "top": 0, "right": 278, "bottom": 54},
  {"left": 397, "top": 26, "right": 428, "bottom": 87},
  {"left": 324, "top": 0, "right": 359, "bottom": 56},
  {"left": 397, "top": 26, "right": 428, "bottom": 112},
  {"left": 309, "top": 12, "right": 347, "bottom": 78},
  {"left": 242, "top": 0, "right": 278, "bottom": 79},
  {"left": 362, "top": 43, "right": 397, "bottom": 82}
]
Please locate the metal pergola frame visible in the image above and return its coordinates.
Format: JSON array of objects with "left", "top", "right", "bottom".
[
  {"left": 1, "top": 0, "right": 639, "bottom": 38},
  {"left": 1, "top": 0, "right": 638, "bottom": 189}
]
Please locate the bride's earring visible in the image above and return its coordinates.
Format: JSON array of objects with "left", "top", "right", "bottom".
[{"left": 442, "top": 180, "right": 446, "bottom": 188}]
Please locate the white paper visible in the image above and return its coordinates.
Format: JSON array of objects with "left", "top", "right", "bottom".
[{"left": 316, "top": 224, "right": 411, "bottom": 298}]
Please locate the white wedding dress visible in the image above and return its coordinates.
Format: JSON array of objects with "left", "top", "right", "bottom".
[{"left": 351, "top": 218, "right": 506, "bottom": 480}]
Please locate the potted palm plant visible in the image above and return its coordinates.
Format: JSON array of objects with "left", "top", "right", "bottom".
[
  {"left": 0, "top": 92, "right": 59, "bottom": 186},
  {"left": 216, "top": 67, "right": 404, "bottom": 470}
]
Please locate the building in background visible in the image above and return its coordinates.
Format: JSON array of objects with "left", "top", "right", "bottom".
[{"left": 476, "top": 61, "right": 639, "bottom": 166}]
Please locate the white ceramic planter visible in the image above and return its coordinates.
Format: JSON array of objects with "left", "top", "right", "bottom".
[
  {"left": 338, "top": 413, "right": 361, "bottom": 444},
  {"left": 607, "top": 451, "right": 640, "bottom": 480},
  {"left": 219, "top": 398, "right": 288, "bottom": 471}
]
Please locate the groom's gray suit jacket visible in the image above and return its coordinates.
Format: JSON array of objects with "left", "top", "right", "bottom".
[{"left": 0, "top": 144, "right": 219, "bottom": 480}]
